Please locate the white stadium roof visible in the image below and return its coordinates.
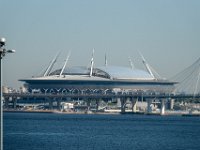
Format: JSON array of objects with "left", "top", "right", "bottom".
[
  {"left": 50, "top": 66, "right": 155, "bottom": 80},
  {"left": 97, "top": 66, "right": 154, "bottom": 80}
]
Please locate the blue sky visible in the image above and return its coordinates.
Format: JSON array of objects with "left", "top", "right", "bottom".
[{"left": 1, "top": 0, "right": 200, "bottom": 88}]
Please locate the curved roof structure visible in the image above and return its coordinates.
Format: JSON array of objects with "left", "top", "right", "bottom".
[
  {"left": 50, "top": 66, "right": 89, "bottom": 75},
  {"left": 96, "top": 66, "right": 154, "bottom": 80},
  {"left": 50, "top": 66, "right": 154, "bottom": 80}
]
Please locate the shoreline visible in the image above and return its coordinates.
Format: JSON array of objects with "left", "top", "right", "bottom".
[
  {"left": 3, "top": 109, "right": 120, "bottom": 115},
  {"left": 3, "top": 109, "right": 200, "bottom": 116}
]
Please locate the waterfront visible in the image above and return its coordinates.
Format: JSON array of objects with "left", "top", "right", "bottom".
[{"left": 4, "top": 112, "right": 200, "bottom": 150}]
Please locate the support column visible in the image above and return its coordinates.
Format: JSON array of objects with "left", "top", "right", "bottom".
[
  {"left": 147, "top": 99, "right": 152, "bottom": 114},
  {"left": 131, "top": 97, "right": 137, "bottom": 113},
  {"left": 13, "top": 97, "right": 17, "bottom": 109},
  {"left": 170, "top": 99, "right": 174, "bottom": 110},
  {"left": 4, "top": 97, "right": 9, "bottom": 109},
  {"left": 141, "top": 94, "right": 143, "bottom": 103},
  {"left": 86, "top": 99, "right": 91, "bottom": 112},
  {"left": 48, "top": 98, "right": 53, "bottom": 110},
  {"left": 120, "top": 97, "right": 126, "bottom": 114},
  {"left": 57, "top": 99, "right": 61, "bottom": 110},
  {"left": 95, "top": 99, "right": 99, "bottom": 112},
  {"left": 117, "top": 98, "right": 121, "bottom": 108},
  {"left": 161, "top": 99, "right": 165, "bottom": 115}
]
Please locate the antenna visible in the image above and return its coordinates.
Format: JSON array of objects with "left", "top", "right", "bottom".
[
  {"left": 105, "top": 53, "right": 108, "bottom": 67},
  {"left": 43, "top": 51, "right": 60, "bottom": 77},
  {"left": 59, "top": 51, "right": 71, "bottom": 77},
  {"left": 138, "top": 51, "right": 155, "bottom": 79},
  {"left": 129, "top": 57, "right": 134, "bottom": 69},
  {"left": 89, "top": 49, "right": 94, "bottom": 77}
]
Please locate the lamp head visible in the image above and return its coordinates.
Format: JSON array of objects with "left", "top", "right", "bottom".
[{"left": 0, "top": 37, "right": 6, "bottom": 47}]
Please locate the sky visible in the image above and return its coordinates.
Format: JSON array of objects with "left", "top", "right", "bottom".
[{"left": 1, "top": 0, "right": 200, "bottom": 88}]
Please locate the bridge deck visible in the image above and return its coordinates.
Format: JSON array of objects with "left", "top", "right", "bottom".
[{"left": 3, "top": 93, "right": 200, "bottom": 99}]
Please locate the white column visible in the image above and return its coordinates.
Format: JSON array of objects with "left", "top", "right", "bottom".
[
  {"left": 161, "top": 99, "right": 165, "bottom": 115},
  {"left": 117, "top": 98, "right": 121, "bottom": 108},
  {"left": 170, "top": 99, "right": 174, "bottom": 110},
  {"left": 132, "top": 98, "right": 138, "bottom": 113}
]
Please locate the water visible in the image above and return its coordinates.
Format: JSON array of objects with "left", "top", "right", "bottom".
[{"left": 3, "top": 112, "right": 200, "bottom": 150}]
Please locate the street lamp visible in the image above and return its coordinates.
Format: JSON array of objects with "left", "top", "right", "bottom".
[{"left": 0, "top": 37, "right": 15, "bottom": 150}]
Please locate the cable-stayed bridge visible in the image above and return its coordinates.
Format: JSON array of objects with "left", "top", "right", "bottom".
[{"left": 171, "top": 57, "right": 200, "bottom": 96}]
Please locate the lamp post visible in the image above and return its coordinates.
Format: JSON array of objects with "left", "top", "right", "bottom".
[{"left": 0, "top": 37, "right": 15, "bottom": 150}]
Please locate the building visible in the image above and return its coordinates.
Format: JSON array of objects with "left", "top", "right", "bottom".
[{"left": 19, "top": 52, "right": 176, "bottom": 95}]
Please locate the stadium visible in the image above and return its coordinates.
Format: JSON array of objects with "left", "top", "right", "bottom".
[{"left": 19, "top": 52, "right": 176, "bottom": 95}]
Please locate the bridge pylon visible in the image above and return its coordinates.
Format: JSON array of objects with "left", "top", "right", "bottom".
[{"left": 171, "top": 57, "right": 200, "bottom": 96}]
